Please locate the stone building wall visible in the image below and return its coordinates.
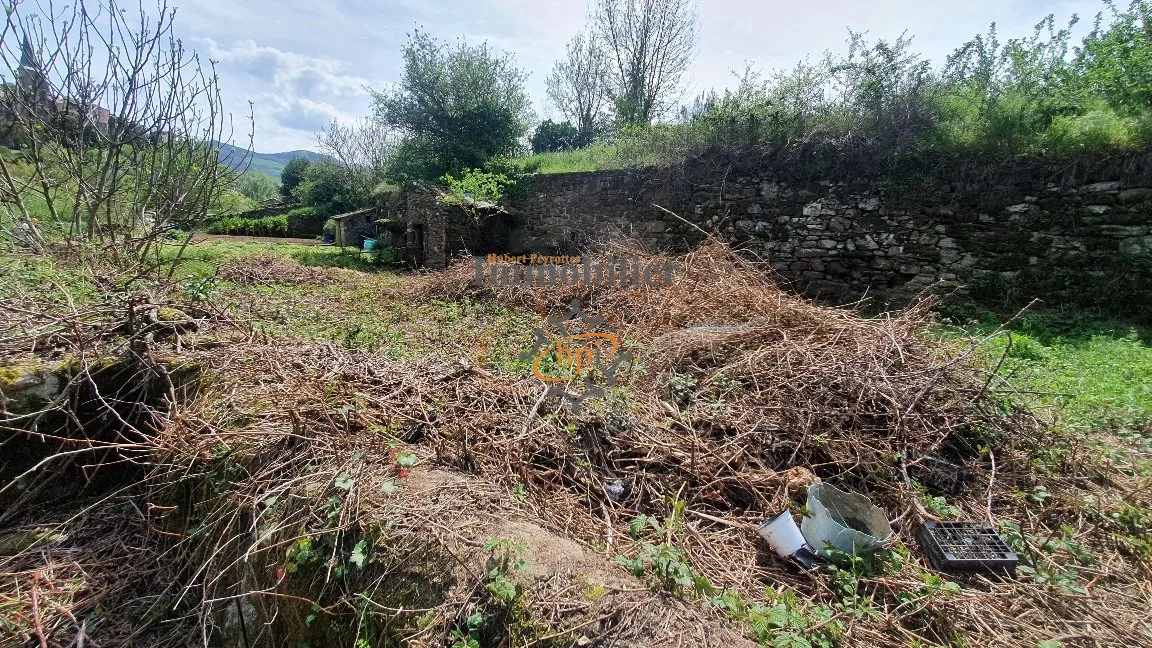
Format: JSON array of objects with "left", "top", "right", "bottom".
[{"left": 406, "top": 155, "right": 1152, "bottom": 316}]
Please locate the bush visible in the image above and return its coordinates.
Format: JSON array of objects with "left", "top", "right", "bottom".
[
  {"left": 236, "top": 173, "right": 281, "bottom": 202},
  {"left": 438, "top": 168, "right": 515, "bottom": 208},
  {"left": 286, "top": 206, "right": 320, "bottom": 220},
  {"left": 531, "top": 120, "right": 584, "bottom": 153},
  {"left": 205, "top": 214, "right": 289, "bottom": 236}
]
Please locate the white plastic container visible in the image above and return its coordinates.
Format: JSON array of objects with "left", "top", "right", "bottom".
[
  {"left": 801, "top": 483, "right": 892, "bottom": 556},
  {"left": 757, "top": 511, "right": 809, "bottom": 558}
]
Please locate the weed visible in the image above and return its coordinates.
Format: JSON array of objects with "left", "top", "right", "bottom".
[
  {"left": 666, "top": 371, "right": 698, "bottom": 404},
  {"left": 617, "top": 506, "right": 714, "bottom": 599},
  {"left": 482, "top": 538, "right": 529, "bottom": 605},
  {"left": 712, "top": 587, "right": 845, "bottom": 648},
  {"left": 999, "top": 521, "right": 1088, "bottom": 594}
]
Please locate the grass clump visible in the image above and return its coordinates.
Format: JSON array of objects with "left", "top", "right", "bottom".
[{"left": 971, "top": 314, "right": 1152, "bottom": 436}]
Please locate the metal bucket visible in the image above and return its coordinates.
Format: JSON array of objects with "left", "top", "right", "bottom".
[{"left": 801, "top": 483, "right": 892, "bottom": 556}]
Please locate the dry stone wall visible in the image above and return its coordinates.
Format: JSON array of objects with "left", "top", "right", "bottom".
[{"left": 406, "top": 155, "right": 1152, "bottom": 318}]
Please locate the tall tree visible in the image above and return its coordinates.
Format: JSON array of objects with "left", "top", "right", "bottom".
[
  {"left": 592, "top": 0, "right": 699, "bottom": 125},
  {"left": 318, "top": 116, "right": 395, "bottom": 173},
  {"left": 372, "top": 30, "right": 533, "bottom": 181},
  {"left": 236, "top": 173, "right": 280, "bottom": 202},
  {"left": 280, "top": 157, "right": 311, "bottom": 197},
  {"left": 545, "top": 30, "right": 610, "bottom": 144}
]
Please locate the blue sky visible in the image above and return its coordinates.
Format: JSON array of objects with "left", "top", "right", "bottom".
[{"left": 177, "top": 0, "right": 1107, "bottom": 152}]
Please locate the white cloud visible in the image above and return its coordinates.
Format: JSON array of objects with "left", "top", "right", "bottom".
[
  {"left": 178, "top": 0, "right": 1109, "bottom": 152},
  {"left": 193, "top": 37, "right": 376, "bottom": 151}
]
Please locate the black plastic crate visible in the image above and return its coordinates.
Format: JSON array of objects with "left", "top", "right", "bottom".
[{"left": 916, "top": 521, "right": 1019, "bottom": 574}]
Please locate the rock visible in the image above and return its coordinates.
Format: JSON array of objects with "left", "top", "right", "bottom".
[
  {"left": 802, "top": 201, "right": 822, "bottom": 217},
  {"left": 1085, "top": 205, "right": 1110, "bottom": 214},
  {"left": 1083, "top": 181, "right": 1121, "bottom": 192},
  {"left": 1006, "top": 204, "right": 1030, "bottom": 213},
  {"left": 825, "top": 261, "right": 849, "bottom": 276},
  {"left": 858, "top": 197, "right": 880, "bottom": 211},
  {"left": 1119, "top": 236, "right": 1152, "bottom": 255},
  {"left": 1118, "top": 187, "right": 1152, "bottom": 203}
]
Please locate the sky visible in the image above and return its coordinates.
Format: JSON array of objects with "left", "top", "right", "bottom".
[{"left": 176, "top": 0, "right": 1109, "bottom": 153}]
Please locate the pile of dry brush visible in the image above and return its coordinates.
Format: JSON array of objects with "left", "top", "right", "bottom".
[
  {"left": 4, "top": 242, "right": 1148, "bottom": 647},
  {"left": 416, "top": 242, "right": 1039, "bottom": 512}
]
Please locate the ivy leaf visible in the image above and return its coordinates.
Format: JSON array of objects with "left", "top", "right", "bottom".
[
  {"left": 334, "top": 474, "right": 355, "bottom": 490},
  {"left": 395, "top": 451, "right": 418, "bottom": 468},
  {"left": 379, "top": 480, "right": 398, "bottom": 494},
  {"left": 349, "top": 539, "right": 368, "bottom": 569}
]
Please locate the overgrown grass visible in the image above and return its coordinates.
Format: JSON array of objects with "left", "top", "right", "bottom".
[
  {"left": 156, "top": 239, "right": 329, "bottom": 277},
  {"left": 960, "top": 314, "right": 1152, "bottom": 436},
  {"left": 0, "top": 253, "right": 97, "bottom": 304}
]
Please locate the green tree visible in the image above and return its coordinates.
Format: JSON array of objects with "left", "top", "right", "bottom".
[
  {"left": 1076, "top": 0, "right": 1152, "bottom": 113},
  {"left": 280, "top": 157, "right": 312, "bottom": 197},
  {"left": 372, "top": 29, "right": 533, "bottom": 181},
  {"left": 291, "top": 161, "right": 369, "bottom": 215},
  {"left": 531, "top": 120, "right": 582, "bottom": 153},
  {"left": 236, "top": 172, "right": 281, "bottom": 202}
]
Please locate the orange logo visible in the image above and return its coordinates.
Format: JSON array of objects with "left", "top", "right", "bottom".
[
  {"left": 520, "top": 299, "right": 632, "bottom": 413},
  {"left": 531, "top": 332, "right": 620, "bottom": 382}
]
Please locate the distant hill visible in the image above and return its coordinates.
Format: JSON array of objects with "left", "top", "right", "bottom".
[{"left": 215, "top": 142, "right": 329, "bottom": 178}]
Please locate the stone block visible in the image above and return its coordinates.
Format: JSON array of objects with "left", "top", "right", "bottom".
[
  {"left": 1118, "top": 187, "right": 1152, "bottom": 203},
  {"left": 1083, "top": 181, "right": 1121, "bottom": 192},
  {"left": 1119, "top": 236, "right": 1152, "bottom": 255}
]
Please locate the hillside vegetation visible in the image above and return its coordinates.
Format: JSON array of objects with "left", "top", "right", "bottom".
[
  {"left": 214, "top": 142, "right": 329, "bottom": 178},
  {"left": 522, "top": 1, "right": 1152, "bottom": 174}
]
